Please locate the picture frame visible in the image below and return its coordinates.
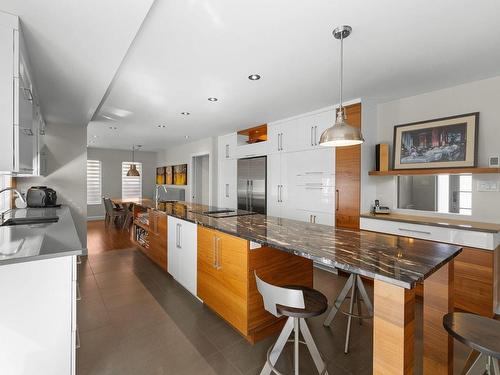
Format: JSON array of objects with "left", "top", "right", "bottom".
[
  {"left": 173, "top": 164, "right": 187, "bottom": 185},
  {"left": 165, "top": 166, "right": 173, "bottom": 185},
  {"left": 393, "top": 112, "right": 479, "bottom": 170}
]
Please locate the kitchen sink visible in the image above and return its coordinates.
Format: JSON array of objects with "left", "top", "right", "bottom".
[{"left": 0, "top": 216, "right": 59, "bottom": 226}]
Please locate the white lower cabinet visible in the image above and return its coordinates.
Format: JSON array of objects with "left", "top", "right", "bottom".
[
  {"left": 0, "top": 255, "right": 77, "bottom": 375},
  {"left": 167, "top": 217, "right": 197, "bottom": 296},
  {"left": 218, "top": 158, "right": 237, "bottom": 209}
]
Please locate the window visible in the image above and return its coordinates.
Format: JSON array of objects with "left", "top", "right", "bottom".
[
  {"left": 87, "top": 160, "right": 102, "bottom": 205},
  {"left": 458, "top": 175, "right": 472, "bottom": 215},
  {"left": 122, "top": 162, "right": 142, "bottom": 199}
]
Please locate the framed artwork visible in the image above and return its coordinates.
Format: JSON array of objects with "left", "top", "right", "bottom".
[
  {"left": 156, "top": 167, "right": 165, "bottom": 185},
  {"left": 165, "top": 166, "right": 173, "bottom": 185},
  {"left": 173, "top": 164, "right": 187, "bottom": 185},
  {"left": 393, "top": 112, "right": 479, "bottom": 170}
]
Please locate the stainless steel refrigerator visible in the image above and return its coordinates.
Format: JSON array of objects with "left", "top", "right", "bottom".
[{"left": 237, "top": 156, "right": 266, "bottom": 214}]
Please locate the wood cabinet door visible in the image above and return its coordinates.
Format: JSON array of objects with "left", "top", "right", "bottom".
[
  {"left": 197, "top": 226, "right": 218, "bottom": 303},
  {"left": 216, "top": 232, "right": 249, "bottom": 334},
  {"left": 335, "top": 103, "right": 361, "bottom": 229},
  {"left": 454, "top": 247, "right": 494, "bottom": 316}
]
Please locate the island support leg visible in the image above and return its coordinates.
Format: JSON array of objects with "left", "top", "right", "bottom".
[
  {"left": 373, "top": 280, "right": 415, "bottom": 375},
  {"left": 423, "top": 261, "right": 454, "bottom": 375}
]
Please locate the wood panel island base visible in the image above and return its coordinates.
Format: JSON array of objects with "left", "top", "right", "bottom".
[{"left": 197, "top": 225, "right": 313, "bottom": 343}]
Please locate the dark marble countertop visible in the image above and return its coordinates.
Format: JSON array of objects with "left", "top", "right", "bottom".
[{"left": 131, "top": 200, "right": 462, "bottom": 289}]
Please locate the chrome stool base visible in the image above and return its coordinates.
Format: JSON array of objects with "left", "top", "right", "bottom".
[
  {"left": 323, "top": 273, "right": 373, "bottom": 354},
  {"left": 260, "top": 317, "right": 328, "bottom": 375}
]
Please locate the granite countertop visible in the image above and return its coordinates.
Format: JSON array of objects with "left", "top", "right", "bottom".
[
  {"left": 360, "top": 212, "right": 500, "bottom": 233},
  {"left": 0, "top": 206, "right": 84, "bottom": 266},
  {"left": 131, "top": 200, "right": 462, "bottom": 289}
]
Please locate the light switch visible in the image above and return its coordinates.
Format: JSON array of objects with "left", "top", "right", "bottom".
[{"left": 477, "top": 181, "right": 500, "bottom": 192}]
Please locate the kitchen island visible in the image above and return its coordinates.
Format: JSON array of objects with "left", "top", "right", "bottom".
[{"left": 119, "top": 199, "right": 463, "bottom": 375}]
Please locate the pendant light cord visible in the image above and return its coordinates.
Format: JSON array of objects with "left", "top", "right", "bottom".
[{"left": 339, "top": 30, "right": 344, "bottom": 117}]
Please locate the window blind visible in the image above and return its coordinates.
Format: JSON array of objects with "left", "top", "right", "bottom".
[
  {"left": 87, "top": 160, "right": 102, "bottom": 205},
  {"left": 122, "top": 162, "right": 142, "bottom": 199}
]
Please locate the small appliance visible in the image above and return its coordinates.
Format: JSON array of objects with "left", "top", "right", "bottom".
[
  {"left": 372, "top": 199, "right": 390, "bottom": 214},
  {"left": 26, "top": 186, "right": 58, "bottom": 208}
]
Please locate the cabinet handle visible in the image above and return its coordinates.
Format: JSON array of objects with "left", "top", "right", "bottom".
[
  {"left": 314, "top": 126, "right": 318, "bottom": 145},
  {"left": 278, "top": 133, "right": 282, "bottom": 151},
  {"left": 305, "top": 171, "right": 324, "bottom": 175},
  {"left": 212, "top": 236, "right": 217, "bottom": 268},
  {"left": 310, "top": 127, "right": 314, "bottom": 146},
  {"left": 225, "top": 184, "right": 229, "bottom": 198},
  {"left": 216, "top": 237, "right": 222, "bottom": 270},
  {"left": 176, "top": 223, "right": 182, "bottom": 248},
  {"left": 76, "top": 327, "right": 81, "bottom": 349},
  {"left": 313, "top": 215, "right": 317, "bottom": 223},
  {"left": 398, "top": 228, "right": 432, "bottom": 235},
  {"left": 225, "top": 144, "right": 229, "bottom": 158},
  {"left": 76, "top": 282, "right": 81, "bottom": 301},
  {"left": 335, "top": 189, "right": 339, "bottom": 211}
]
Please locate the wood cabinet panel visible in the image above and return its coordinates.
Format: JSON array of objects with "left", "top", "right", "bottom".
[
  {"left": 137, "top": 210, "right": 167, "bottom": 271},
  {"left": 335, "top": 103, "right": 361, "bottom": 229},
  {"left": 453, "top": 247, "right": 493, "bottom": 316},
  {"left": 197, "top": 225, "right": 313, "bottom": 343}
]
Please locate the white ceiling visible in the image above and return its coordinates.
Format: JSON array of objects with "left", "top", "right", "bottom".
[
  {"left": 4, "top": 1, "right": 500, "bottom": 151},
  {"left": 0, "top": 0, "right": 154, "bottom": 126}
]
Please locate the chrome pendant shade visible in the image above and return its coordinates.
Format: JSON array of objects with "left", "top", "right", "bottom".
[
  {"left": 319, "top": 25, "right": 364, "bottom": 147},
  {"left": 127, "top": 145, "right": 141, "bottom": 176}
]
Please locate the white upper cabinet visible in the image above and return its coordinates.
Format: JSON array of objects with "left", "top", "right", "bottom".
[
  {"left": 296, "top": 109, "right": 335, "bottom": 150},
  {"left": 0, "top": 12, "right": 44, "bottom": 175},
  {"left": 218, "top": 133, "right": 237, "bottom": 160},
  {"left": 218, "top": 158, "right": 237, "bottom": 209},
  {"left": 268, "top": 119, "right": 298, "bottom": 154}
]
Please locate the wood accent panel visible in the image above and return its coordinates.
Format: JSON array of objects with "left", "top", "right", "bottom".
[
  {"left": 454, "top": 247, "right": 494, "bottom": 316},
  {"left": 197, "top": 226, "right": 313, "bottom": 343},
  {"left": 247, "top": 246, "right": 313, "bottom": 334},
  {"left": 335, "top": 103, "right": 361, "bottom": 229},
  {"left": 373, "top": 279, "right": 415, "bottom": 375},
  {"left": 369, "top": 167, "right": 500, "bottom": 176},
  {"left": 237, "top": 124, "right": 267, "bottom": 143},
  {"left": 423, "top": 261, "right": 454, "bottom": 375}
]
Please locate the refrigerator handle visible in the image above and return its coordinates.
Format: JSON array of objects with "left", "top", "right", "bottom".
[
  {"left": 249, "top": 180, "right": 253, "bottom": 211},
  {"left": 246, "top": 180, "right": 250, "bottom": 210}
]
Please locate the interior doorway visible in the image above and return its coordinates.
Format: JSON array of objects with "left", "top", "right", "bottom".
[{"left": 191, "top": 154, "right": 210, "bottom": 205}]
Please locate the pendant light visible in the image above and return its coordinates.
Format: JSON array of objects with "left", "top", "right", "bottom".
[
  {"left": 127, "top": 145, "right": 140, "bottom": 177},
  {"left": 319, "top": 25, "right": 364, "bottom": 147}
]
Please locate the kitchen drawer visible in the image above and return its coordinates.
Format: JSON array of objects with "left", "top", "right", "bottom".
[
  {"left": 360, "top": 217, "right": 496, "bottom": 250},
  {"left": 295, "top": 185, "right": 334, "bottom": 214},
  {"left": 295, "top": 209, "right": 334, "bottom": 226}
]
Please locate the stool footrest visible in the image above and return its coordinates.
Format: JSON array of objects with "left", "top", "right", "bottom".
[{"left": 266, "top": 340, "right": 328, "bottom": 375}]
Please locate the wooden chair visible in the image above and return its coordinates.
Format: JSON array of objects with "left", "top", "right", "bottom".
[{"left": 103, "top": 198, "right": 126, "bottom": 226}]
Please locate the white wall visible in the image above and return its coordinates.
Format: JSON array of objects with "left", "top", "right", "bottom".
[
  {"left": 371, "top": 75, "right": 500, "bottom": 223},
  {"left": 87, "top": 147, "right": 158, "bottom": 219},
  {"left": 156, "top": 137, "right": 218, "bottom": 205},
  {"left": 16, "top": 123, "right": 88, "bottom": 248}
]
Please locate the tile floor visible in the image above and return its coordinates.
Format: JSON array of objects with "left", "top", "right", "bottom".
[{"left": 77, "top": 248, "right": 470, "bottom": 375}]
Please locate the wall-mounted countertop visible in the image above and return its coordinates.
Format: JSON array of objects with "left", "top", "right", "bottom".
[
  {"left": 0, "top": 206, "right": 84, "bottom": 267},
  {"left": 360, "top": 212, "right": 500, "bottom": 233},
  {"left": 128, "top": 199, "right": 462, "bottom": 289}
]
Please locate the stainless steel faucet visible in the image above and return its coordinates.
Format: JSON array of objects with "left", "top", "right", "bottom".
[{"left": 0, "top": 187, "right": 26, "bottom": 222}]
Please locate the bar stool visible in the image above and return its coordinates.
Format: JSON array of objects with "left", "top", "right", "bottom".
[
  {"left": 255, "top": 272, "right": 329, "bottom": 375},
  {"left": 322, "top": 272, "right": 373, "bottom": 353},
  {"left": 443, "top": 312, "right": 500, "bottom": 375}
]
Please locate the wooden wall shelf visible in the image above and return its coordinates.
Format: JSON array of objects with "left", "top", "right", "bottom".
[{"left": 368, "top": 167, "right": 500, "bottom": 176}]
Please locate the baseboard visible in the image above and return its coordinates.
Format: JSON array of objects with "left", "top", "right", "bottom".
[{"left": 87, "top": 215, "right": 105, "bottom": 221}]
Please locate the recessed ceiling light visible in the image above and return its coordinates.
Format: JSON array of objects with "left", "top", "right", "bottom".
[
  {"left": 157, "top": 124, "right": 166, "bottom": 128},
  {"left": 208, "top": 97, "right": 218, "bottom": 102},
  {"left": 109, "top": 126, "right": 117, "bottom": 130},
  {"left": 181, "top": 112, "right": 190, "bottom": 115},
  {"left": 184, "top": 135, "right": 189, "bottom": 139},
  {"left": 248, "top": 74, "right": 261, "bottom": 81}
]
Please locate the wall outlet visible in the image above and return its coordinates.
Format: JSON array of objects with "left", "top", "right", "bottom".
[{"left": 477, "top": 181, "right": 500, "bottom": 192}]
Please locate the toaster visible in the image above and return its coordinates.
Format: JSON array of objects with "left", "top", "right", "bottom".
[{"left": 26, "top": 186, "right": 58, "bottom": 208}]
